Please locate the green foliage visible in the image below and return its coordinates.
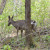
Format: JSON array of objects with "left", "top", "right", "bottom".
[
  {"left": 31, "top": 0, "right": 49, "bottom": 26},
  {"left": 47, "top": 35, "right": 50, "bottom": 42},
  {"left": 41, "top": 35, "right": 50, "bottom": 42},
  {"left": 3, "top": 45, "right": 11, "bottom": 50},
  {"left": 0, "top": 0, "right": 1, "bottom": 3},
  {"left": 0, "top": 0, "right": 49, "bottom": 37}
]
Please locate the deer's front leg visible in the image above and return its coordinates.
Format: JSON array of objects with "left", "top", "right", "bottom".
[
  {"left": 21, "top": 30, "right": 23, "bottom": 38},
  {"left": 17, "top": 29, "right": 19, "bottom": 41}
]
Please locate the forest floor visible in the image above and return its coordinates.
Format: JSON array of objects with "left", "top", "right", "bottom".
[{"left": 0, "top": 26, "right": 50, "bottom": 50}]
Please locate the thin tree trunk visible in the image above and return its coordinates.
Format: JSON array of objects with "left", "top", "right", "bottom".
[
  {"left": 0, "top": 0, "right": 7, "bottom": 15},
  {"left": 25, "top": 0, "right": 33, "bottom": 47},
  {"left": 17, "top": 0, "right": 22, "bottom": 14},
  {"left": 13, "top": 0, "right": 22, "bottom": 16},
  {"left": 13, "top": 0, "right": 17, "bottom": 16}
]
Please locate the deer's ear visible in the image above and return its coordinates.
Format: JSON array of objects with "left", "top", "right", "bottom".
[{"left": 8, "top": 16, "right": 10, "bottom": 19}]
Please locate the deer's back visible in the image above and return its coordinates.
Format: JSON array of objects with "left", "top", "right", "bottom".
[
  {"left": 14, "top": 20, "right": 26, "bottom": 30},
  {"left": 13, "top": 20, "right": 35, "bottom": 30}
]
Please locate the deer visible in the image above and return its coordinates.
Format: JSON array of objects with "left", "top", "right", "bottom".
[{"left": 8, "top": 16, "right": 37, "bottom": 40}]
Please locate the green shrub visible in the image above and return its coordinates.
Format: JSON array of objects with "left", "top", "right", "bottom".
[{"left": 3, "top": 45, "right": 11, "bottom": 50}]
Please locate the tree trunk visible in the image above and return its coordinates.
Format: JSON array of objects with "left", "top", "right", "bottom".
[
  {"left": 0, "top": 0, "right": 7, "bottom": 15},
  {"left": 25, "top": 0, "right": 33, "bottom": 47}
]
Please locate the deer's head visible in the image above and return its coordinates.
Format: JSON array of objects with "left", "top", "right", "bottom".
[{"left": 8, "top": 16, "right": 13, "bottom": 26}]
